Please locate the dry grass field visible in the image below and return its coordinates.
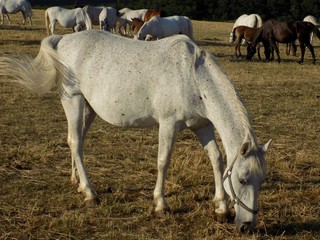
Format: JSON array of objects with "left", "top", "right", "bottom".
[{"left": 0, "top": 9, "right": 319, "bottom": 240}]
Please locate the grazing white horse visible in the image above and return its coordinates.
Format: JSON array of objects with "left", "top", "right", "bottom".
[
  {"left": 0, "top": 30, "right": 271, "bottom": 233},
  {"left": 134, "top": 15, "right": 194, "bottom": 41},
  {"left": 0, "top": 0, "right": 32, "bottom": 26},
  {"left": 118, "top": 7, "right": 148, "bottom": 35},
  {"left": 99, "top": 7, "right": 118, "bottom": 32},
  {"left": 45, "top": 6, "right": 92, "bottom": 35},
  {"left": 303, "top": 15, "right": 320, "bottom": 43},
  {"left": 229, "top": 14, "right": 263, "bottom": 43}
]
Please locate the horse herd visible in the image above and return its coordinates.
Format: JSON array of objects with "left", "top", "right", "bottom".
[
  {"left": 0, "top": 0, "right": 319, "bottom": 235},
  {"left": 231, "top": 14, "right": 320, "bottom": 64},
  {"left": 2, "top": 1, "right": 320, "bottom": 63}
]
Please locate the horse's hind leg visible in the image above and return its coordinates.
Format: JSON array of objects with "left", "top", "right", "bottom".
[
  {"left": 70, "top": 100, "right": 97, "bottom": 185},
  {"left": 21, "top": 11, "right": 26, "bottom": 25},
  {"left": 61, "top": 95, "right": 98, "bottom": 207},
  {"left": 304, "top": 42, "right": 316, "bottom": 64},
  {"left": 192, "top": 124, "right": 229, "bottom": 220},
  {"left": 153, "top": 120, "right": 180, "bottom": 214}
]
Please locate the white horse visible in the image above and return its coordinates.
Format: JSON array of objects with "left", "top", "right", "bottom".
[
  {"left": 0, "top": 0, "right": 32, "bottom": 26},
  {"left": 118, "top": 7, "right": 148, "bottom": 35},
  {"left": 229, "top": 14, "right": 263, "bottom": 43},
  {"left": 0, "top": 30, "right": 271, "bottom": 233},
  {"left": 82, "top": 5, "right": 104, "bottom": 25},
  {"left": 99, "top": 7, "right": 118, "bottom": 32},
  {"left": 303, "top": 15, "right": 320, "bottom": 43},
  {"left": 134, "top": 15, "right": 194, "bottom": 41},
  {"left": 45, "top": 6, "right": 92, "bottom": 35}
]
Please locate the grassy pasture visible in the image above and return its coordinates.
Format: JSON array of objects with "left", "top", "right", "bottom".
[{"left": 0, "top": 9, "right": 319, "bottom": 240}]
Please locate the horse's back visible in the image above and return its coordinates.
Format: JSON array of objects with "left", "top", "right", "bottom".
[{"left": 55, "top": 30, "right": 201, "bottom": 125}]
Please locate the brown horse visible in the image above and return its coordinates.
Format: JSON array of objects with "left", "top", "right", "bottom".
[
  {"left": 247, "top": 19, "right": 320, "bottom": 64},
  {"left": 143, "top": 9, "right": 161, "bottom": 22},
  {"left": 131, "top": 17, "right": 144, "bottom": 33},
  {"left": 233, "top": 26, "right": 261, "bottom": 59}
]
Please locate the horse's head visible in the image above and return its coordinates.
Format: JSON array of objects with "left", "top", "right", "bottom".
[
  {"left": 223, "top": 138, "right": 271, "bottom": 233},
  {"left": 246, "top": 44, "right": 256, "bottom": 60}
]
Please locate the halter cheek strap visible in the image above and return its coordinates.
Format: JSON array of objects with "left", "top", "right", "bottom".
[{"left": 223, "top": 157, "right": 259, "bottom": 215}]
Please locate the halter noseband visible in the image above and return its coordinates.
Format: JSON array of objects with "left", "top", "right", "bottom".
[{"left": 223, "top": 156, "right": 259, "bottom": 215}]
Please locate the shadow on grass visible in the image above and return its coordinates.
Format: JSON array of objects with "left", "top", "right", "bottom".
[{"left": 261, "top": 221, "right": 320, "bottom": 237}]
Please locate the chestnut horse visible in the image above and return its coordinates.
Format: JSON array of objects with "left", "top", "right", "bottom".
[
  {"left": 247, "top": 19, "right": 320, "bottom": 64},
  {"left": 143, "top": 9, "right": 161, "bottom": 22},
  {"left": 131, "top": 10, "right": 162, "bottom": 33},
  {"left": 233, "top": 26, "right": 261, "bottom": 59}
]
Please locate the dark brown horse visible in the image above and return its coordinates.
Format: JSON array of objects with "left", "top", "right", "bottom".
[
  {"left": 247, "top": 19, "right": 320, "bottom": 64},
  {"left": 233, "top": 26, "right": 261, "bottom": 59}
]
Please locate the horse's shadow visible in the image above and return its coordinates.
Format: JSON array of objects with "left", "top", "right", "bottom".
[{"left": 260, "top": 221, "right": 320, "bottom": 237}]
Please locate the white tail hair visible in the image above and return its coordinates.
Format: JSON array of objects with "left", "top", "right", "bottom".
[{"left": 0, "top": 35, "right": 75, "bottom": 96}]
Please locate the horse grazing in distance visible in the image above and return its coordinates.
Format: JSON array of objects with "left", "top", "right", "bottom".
[
  {"left": 0, "top": 0, "right": 32, "bottom": 26},
  {"left": 233, "top": 26, "right": 261, "bottom": 59},
  {"left": 229, "top": 14, "right": 263, "bottom": 43},
  {"left": 118, "top": 8, "right": 148, "bottom": 35},
  {"left": 247, "top": 19, "right": 320, "bottom": 64},
  {"left": 0, "top": 30, "right": 271, "bottom": 233},
  {"left": 134, "top": 15, "right": 194, "bottom": 41},
  {"left": 45, "top": 6, "right": 92, "bottom": 35}
]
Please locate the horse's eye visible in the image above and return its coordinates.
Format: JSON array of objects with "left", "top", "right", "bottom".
[{"left": 239, "top": 178, "right": 247, "bottom": 185}]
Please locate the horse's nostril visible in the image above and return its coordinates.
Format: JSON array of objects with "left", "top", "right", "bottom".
[{"left": 239, "top": 222, "right": 252, "bottom": 233}]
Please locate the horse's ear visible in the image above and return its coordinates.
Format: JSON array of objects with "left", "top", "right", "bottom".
[
  {"left": 260, "top": 139, "right": 272, "bottom": 155},
  {"left": 240, "top": 141, "right": 251, "bottom": 157}
]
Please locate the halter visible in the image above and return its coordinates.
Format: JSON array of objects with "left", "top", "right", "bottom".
[{"left": 223, "top": 155, "right": 259, "bottom": 215}]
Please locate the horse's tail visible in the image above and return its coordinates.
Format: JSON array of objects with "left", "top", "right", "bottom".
[
  {"left": 312, "top": 24, "right": 320, "bottom": 40},
  {"left": 232, "top": 27, "right": 237, "bottom": 42},
  {"left": 82, "top": 8, "right": 92, "bottom": 30},
  {"left": 0, "top": 35, "right": 74, "bottom": 96},
  {"left": 45, "top": 8, "right": 50, "bottom": 35},
  {"left": 21, "top": 0, "right": 32, "bottom": 18}
]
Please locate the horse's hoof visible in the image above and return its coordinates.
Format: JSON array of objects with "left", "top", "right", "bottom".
[
  {"left": 154, "top": 207, "right": 171, "bottom": 217},
  {"left": 84, "top": 198, "right": 100, "bottom": 208}
]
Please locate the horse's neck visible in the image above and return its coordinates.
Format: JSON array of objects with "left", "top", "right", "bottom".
[
  {"left": 252, "top": 28, "right": 263, "bottom": 47},
  {"left": 199, "top": 54, "right": 256, "bottom": 158}
]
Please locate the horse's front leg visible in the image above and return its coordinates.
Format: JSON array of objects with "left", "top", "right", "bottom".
[
  {"left": 193, "top": 124, "right": 229, "bottom": 219},
  {"left": 61, "top": 95, "right": 98, "bottom": 207},
  {"left": 153, "top": 120, "right": 179, "bottom": 213}
]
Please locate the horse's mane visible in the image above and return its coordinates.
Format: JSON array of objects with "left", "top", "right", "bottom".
[{"left": 199, "top": 50, "right": 264, "bottom": 176}]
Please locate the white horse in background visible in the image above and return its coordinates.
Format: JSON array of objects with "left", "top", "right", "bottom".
[
  {"left": 82, "top": 5, "right": 104, "bottom": 25},
  {"left": 134, "top": 15, "right": 194, "bottom": 41},
  {"left": 0, "top": 30, "right": 271, "bottom": 233},
  {"left": 229, "top": 14, "right": 263, "bottom": 43},
  {"left": 0, "top": 0, "right": 32, "bottom": 26},
  {"left": 303, "top": 15, "right": 320, "bottom": 43},
  {"left": 45, "top": 6, "right": 92, "bottom": 35},
  {"left": 118, "top": 7, "right": 148, "bottom": 35},
  {"left": 99, "top": 7, "right": 118, "bottom": 32}
]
